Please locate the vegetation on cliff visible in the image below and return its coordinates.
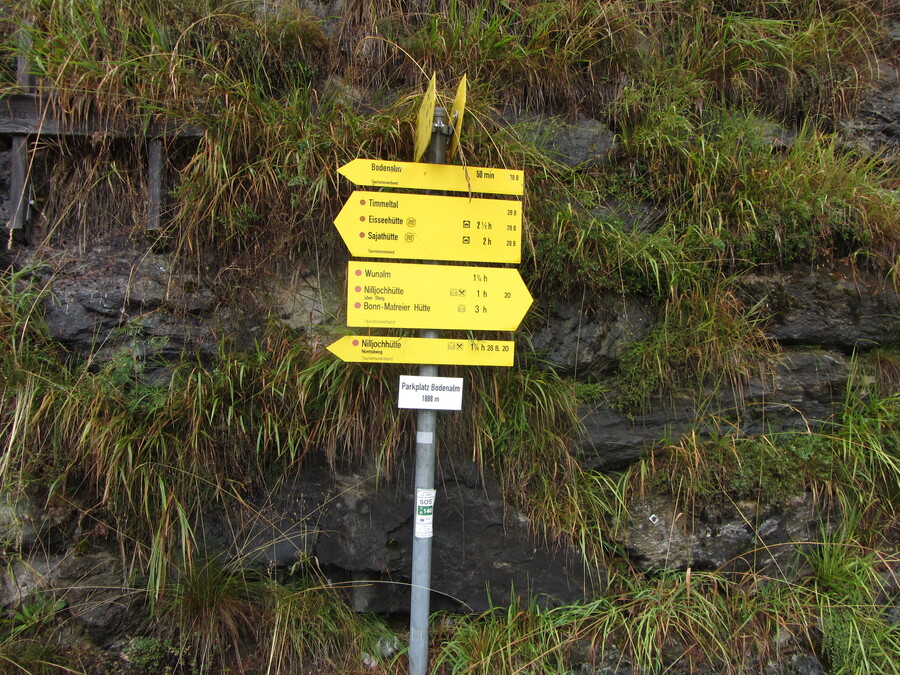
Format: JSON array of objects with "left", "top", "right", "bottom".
[{"left": 0, "top": 0, "right": 897, "bottom": 672}]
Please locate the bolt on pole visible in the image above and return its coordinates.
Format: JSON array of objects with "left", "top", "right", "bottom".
[{"left": 409, "top": 106, "right": 450, "bottom": 675}]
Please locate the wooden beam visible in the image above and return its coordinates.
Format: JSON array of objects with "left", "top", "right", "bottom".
[
  {"left": 0, "top": 94, "right": 204, "bottom": 138},
  {"left": 8, "top": 136, "right": 28, "bottom": 234},
  {"left": 146, "top": 139, "right": 164, "bottom": 231},
  {"left": 8, "top": 33, "right": 32, "bottom": 235},
  {"left": 2, "top": 19, "right": 201, "bottom": 239},
  {"left": 16, "top": 21, "right": 33, "bottom": 91}
]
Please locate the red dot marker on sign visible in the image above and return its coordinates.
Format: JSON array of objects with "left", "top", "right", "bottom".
[
  {"left": 359, "top": 232, "right": 365, "bottom": 238},
  {"left": 355, "top": 269, "right": 362, "bottom": 276},
  {"left": 354, "top": 302, "right": 361, "bottom": 309},
  {"left": 355, "top": 286, "right": 361, "bottom": 292},
  {"left": 359, "top": 216, "right": 365, "bottom": 222},
  {"left": 352, "top": 339, "right": 359, "bottom": 346},
  {"left": 360, "top": 199, "right": 366, "bottom": 205}
]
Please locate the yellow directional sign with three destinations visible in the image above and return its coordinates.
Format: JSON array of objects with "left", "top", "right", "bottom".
[
  {"left": 334, "top": 190, "right": 522, "bottom": 263},
  {"left": 347, "top": 261, "right": 532, "bottom": 331},
  {"left": 338, "top": 159, "right": 524, "bottom": 196},
  {"left": 327, "top": 335, "right": 514, "bottom": 366}
]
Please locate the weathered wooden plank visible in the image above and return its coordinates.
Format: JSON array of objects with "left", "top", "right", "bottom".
[
  {"left": 16, "top": 23, "right": 33, "bottom": 91},
  {"left": 2, "top": 25, "right": 200, "bottom": 238},
  {"left": 0, "top": 94, "right": 204, "bottom": 138},
  {"left": 146, "top": 139, "right": 164, "bottom": 231},
  {"left": 9, "top": 42, "right": 32, "bottom": 234},
  {"left": 8, "top": 135, "right": 28, "bottom": 233}
]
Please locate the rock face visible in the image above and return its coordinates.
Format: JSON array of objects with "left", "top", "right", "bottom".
[
  {"left": 312, "top": 464, "right": 594, "bottom": 614},
  {"left": 620, "top": 493, "right": 822, "bottom": 576},
  {"left": 15, "top": 239, "right": 229, "bottom": 384},
  {"left": 739, "top": 265, "right": 900, "bottom": 351},
  {"left": 530, "top": 293, "right": 657, "bottom": 377},
  {"left": 576, "top": 349, "right": 851, "bottom": 471},
  {"left": 196, "top": 461, "right": 597, "bottom": 614},
  {"left": 54, "top": 551, "right": 141, "bottom": 643},
  {"left": 6, "top": 234, "right": 346, "bottom": 386},
  {"left": 841, "top": 59, "right": 900, "bottom": 158},
  {"left": 514, "top": 114, "right": 618, "bottom": 167},
  {"left": 0, "top": 28, "right": 898, "bottom": 652},
  {"left": 0, "top": 549, "right": 142, "bottom": 646}
]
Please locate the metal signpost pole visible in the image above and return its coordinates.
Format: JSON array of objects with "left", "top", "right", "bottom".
[{"left": 409, "top": 106, "right": 449, "bottom": 675}]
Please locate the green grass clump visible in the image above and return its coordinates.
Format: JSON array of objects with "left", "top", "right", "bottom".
[
  {"left": 805, "top": 515, "right": 900, "bottom": 674},
  {"left": 161, "top": 555, "right": 265, "bottom": 670},
  {"left": 431, "top": 558, "right": 899, "bottom": 673},
  {"left": 397, "top": 0, "right": 646, "bottom": 113},
  {"left": 0, "top": 593, "right": 66, "bottom": 675},
  {"left": 644, "top": 432, "right": 835, "bottom": 505},
  {"left": 148, "top": 557, "right": 395, "bottom": 672},
  {"left": 5, "top": 0, "right": 892, "bottom": 279},
  {"left": 443, "top": 365, "right": 626, "bottom": 565},
  {"left": 264, "top": 572, "right": 394, "bottom": 673},
  {"left": 618, "top": 102, "right": 900, "bottom": 268},
  {"left": 432, "top": 593, "right": 595, "bottom": 673},
  {"left": 612, "top": 282, "right": 775, "bottom": 411},
  {"left": 637, "top": 350, "right": 898, "bottom": 547}
]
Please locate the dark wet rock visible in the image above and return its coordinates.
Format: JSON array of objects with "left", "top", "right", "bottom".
[
  {"left": 0, "top": 492, "right": 44, "bottom": 551},
  {"left": 209, "top": 463, "right": 601, "bottom": 614},
  {"left": 12, "top": 239, "right": 233, "bottom": 384},
  {"left": 765, "top": 652, "right": 828, "bottom": 675},
  {"left": 739, "top": 265, "right": 900, "bottom": 351},
  {"left": 0, "top": 492, "right": 74, "bottom": 554},
  {"left": 55, "top": 551, "right": 143, "bottom": 644},
  {"left": 840, "top": 59, "right": 900, "bottom": 158},
  {"left": 620, "top": 493, "right": 821, "bottom": 576},
  {"left": 530, "top": 294, "right": 657, "bottom": 377},
  {"left": 575, "top": 350, "right": 849, "bottom": 471},
  {"left": 513, "top": 114, "right": 618, "bottom": 167},
  {"left": 0, "top": 553, "right": 63, "bottom": 608},
  {"left": 317, "top": 462, "right": 597, "bottom": 614}
]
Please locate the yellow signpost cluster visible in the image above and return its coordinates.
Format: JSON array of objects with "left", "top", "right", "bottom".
[
  {"left": 331, "top": 76, "right": 531, "bottom": 675},
  {"left": 327, "top": 84, "right": 531, "bottom": 367}
]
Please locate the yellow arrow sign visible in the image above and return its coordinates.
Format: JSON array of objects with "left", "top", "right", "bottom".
[
  {"left": 338, "top": 159, "right": 524, "bottom": 196},
  {"left": 347, "top": 262, "right": 532, "bottom": 331},
  {"left": 334, "top": 191, "right": 522, "bottom": 263},
  {"left": 327, "top": 335, "right": 515, "bottom": 366}
]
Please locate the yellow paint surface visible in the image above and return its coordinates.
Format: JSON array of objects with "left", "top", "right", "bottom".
[
  {"left": 327, "top": 335, "right": 514, "bottom": 366},
  {"left": 338, "top": 159, "right": 524, "bottom": 196},
  {"left": 334, "top": 191, "right": 521, "bottom": 263},
  {"left": 448, "top": 75, "right": 467, "bottom": 159},
  {"left": 414, "top": 75, "right": 437, "bottom": 162},
  {"left": 346, "top": 262, "right": 532, "bottom": 331}
]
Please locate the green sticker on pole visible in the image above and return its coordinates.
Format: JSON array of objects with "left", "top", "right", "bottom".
[{"left": 414, "top": 488, "right": 437, "bottom": 538}]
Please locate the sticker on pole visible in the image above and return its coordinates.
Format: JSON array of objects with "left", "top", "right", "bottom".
[
  {"left": 414, "top": 489, "right": 437, "bottom": 539},
  {"left": 398, "top": 375, "right": 463, "bottom": 410}
]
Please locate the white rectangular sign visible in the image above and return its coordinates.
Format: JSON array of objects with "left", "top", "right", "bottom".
[{"left": 398, "top": 375, "right": 463, "bottom": 410}]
